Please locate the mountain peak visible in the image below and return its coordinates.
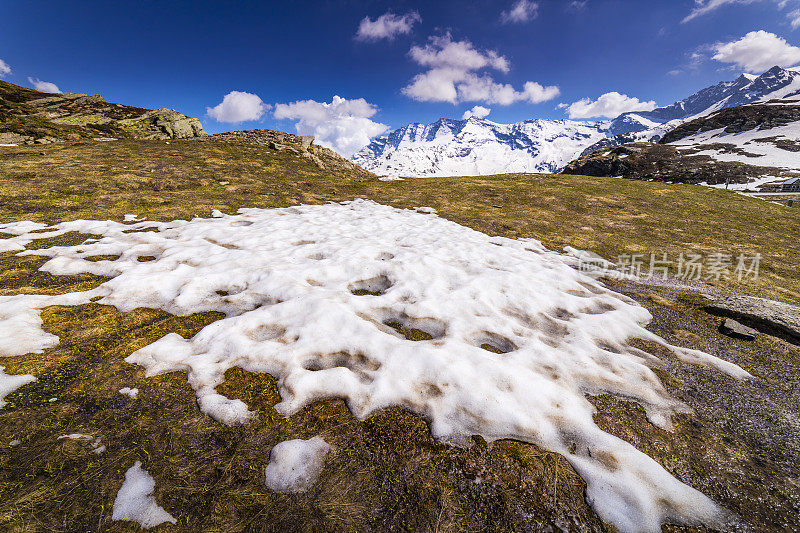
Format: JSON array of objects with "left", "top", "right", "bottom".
[{"left": 353, "top": 66, "right": 800, "bottom": 178}]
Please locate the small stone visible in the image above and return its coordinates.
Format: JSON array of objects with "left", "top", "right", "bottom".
[{"left": 720, "top": 318, "right": 757, "bottom": 340}]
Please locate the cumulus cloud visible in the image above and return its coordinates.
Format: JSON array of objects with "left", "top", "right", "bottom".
[
  {"left": 207, "top": 91, "right": 270, "bottom": 123},
  {"left": 462, "top": 105, "right": 491, "bottom": 119},
  {"left": 563, "top": 92, "right": 657, "bottom": 119},
  {"left": 712, "top": 30, "right": 800, "bottom": 72},
  {"left": 500, "top": 0, "right": 539, "bottom": 24},
  {"left": 355, "top": 11, "right": 421, "bottom": 41},
  {"left": 28, "top": 77, "right": 61, "bottom": 93},
  {"left": 274, "top": 96, "right": 389, "bottom": 158},
  {"left": 402, "top": 34, "right": 559, "bottom": 106},
  {"left": 0, "top": 59, "right": 10, "bottom": 77}
]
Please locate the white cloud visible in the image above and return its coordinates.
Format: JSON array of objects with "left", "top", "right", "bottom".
[
  {"left": 682, "top": 0, "right": 759, "bottom": 22},
  {"left": 402, "top": 34, "right": 559, "bottom": 106},
  {"left": 274, "top": 96, "right": 389, "bottom": 158},
  {"left": 28, "top": 77, "right": 61, "bottom": 93},
  {"left": 207, "top": 91, "right": 269, "bottom": 123},
  {"left": 682, "top": 0, "right": 800, "bottom": 23},
  {"left": 567, "top": 0, "right": 588, "bottom": 11},
  {"left": 789, "top": 9, "right": 800, "bottom": 28},
  {"left": 0, "top": 59, "right": 11, "bottom": 77},
  {"left": 521, "top": 81, "right": 561, "bottom": 103},
  {"left": 355, "top": 11, "right": 421, "bottom": 41},
  {"left": 500, "top": 0, "right": 539, "bottom": 24},
  {"left": 408, "top": 34, "right": 510, "bottom": 73},
  {"left": 462, "top": 105, "right": 491, "bottom": 119},
  {"left": 563, "top": 92, "right": 657, "bottom": 119},
  {"left": 712, "top": 30, "right": 800, "bottom": 72}
]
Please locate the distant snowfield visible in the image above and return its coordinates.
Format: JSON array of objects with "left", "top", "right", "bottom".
[
  {"left": 670, "top": 122, "right": 800, "bottom": 171},
  {"left": 0, "top": 200, "right": 750, "bottom": 532}
]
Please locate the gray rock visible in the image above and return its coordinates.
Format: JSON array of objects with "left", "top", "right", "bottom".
[
  {"left": 720, "top": 318, "right": 757, "bottom": 340},
  {"left": 269, "top": 141, "right": 288, "bottom": 151},
  {"left": 298, "top": 135, "right": 314, "bottom": 151},
  {"left": 134, "top": 108, "right": 206, "bottom": 140},
  {"left": 705, "top": 295, "right": 800, "bottom": 343},
  {"left": 0, "top": 132, "right": 32, "bottom": 144}
]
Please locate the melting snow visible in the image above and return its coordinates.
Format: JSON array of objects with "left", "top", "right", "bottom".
[
  {"left": 0, "top": 366, "right": 35, "bottom": 408},
  {"left": 120, "top": 387, "right": 139, "bottom": 398},
  {"left": 58, "top": 433, "right": 106, "bottom": 453},
  {"left": 112, "top": 461, "right": 176, "bottom": 529},
  {"left": 264, "top": 436, "right": 333, "bottom": 492},
  {"left": 0, "top": 200, "right": 750, "bottom": 532}
]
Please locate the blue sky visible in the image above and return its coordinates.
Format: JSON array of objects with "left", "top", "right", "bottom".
[{"left": 2, "top": 0, "right": 800, "bottom": 155}]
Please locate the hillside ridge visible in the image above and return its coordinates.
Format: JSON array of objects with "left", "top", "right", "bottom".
[{"left": 0, "top": 80, "right": 205, "bottom": 145}]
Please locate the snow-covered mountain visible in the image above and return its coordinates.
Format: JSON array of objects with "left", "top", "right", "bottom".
[
  {"left": 354, "top": 66, "right": 800, "bottom": 177},
  {"left": 606, "top": 65, "right": 800, "bottom": 137},
  {"left": 563, "top": 94, "right": 800, "bottom": 185},
  {"left": 352, "top": 117, "right": 611, "bottom": 177}
]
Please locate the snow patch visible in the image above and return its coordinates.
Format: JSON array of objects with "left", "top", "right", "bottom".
[
  {"left": 264, "top": 436, "right": 333, "bottom": 492},
  {"left": 58, "top": 433, "right": 93, "bottom": 440},
  {"left": 119, "top": 387, "right": 139, "bottom": 399},
  {"left": 58, "top": 433, "right": 106, "bottom": 453},
  {"left": 0, "top": 366, "right": 35, "bottom": 408},
  {"left": 112, "top": 461, "right": 176, "bottom": 529},
  {"left": 0, "top": 200, "right": 748, "bottom": 532}
]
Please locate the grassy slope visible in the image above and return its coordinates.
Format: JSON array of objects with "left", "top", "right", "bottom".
[{"left": 0, "top": 139, "right": 799, "bottom": 532}]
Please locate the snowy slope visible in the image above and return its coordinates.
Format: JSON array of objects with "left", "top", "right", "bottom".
[
  {"left": 354, "top": 66, "right": 800, "bottom": 177},
  {"left": 669, "top": 118, "right": 800, "bottom": 171}
]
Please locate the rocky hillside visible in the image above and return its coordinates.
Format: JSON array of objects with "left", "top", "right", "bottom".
[
  {"left": 563, "top": 96, "right": 800, "bottom": 184},
  {"left": 0, "top": 80, "right": 205, "bottom": 145},
  {"left": 205, "top": 129, "right": 374, "bottom": 179}
]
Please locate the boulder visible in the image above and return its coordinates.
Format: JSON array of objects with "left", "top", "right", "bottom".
[
  {"left": 269, "top": 141, "right": 288, "bottom": 151},
  {"left": 719, "top": 318, "right": 757, "bottom": 340},
  {"left": 141, "top": 108, "right": 206, "bottom": 139},
  {"left": 705, "top": 295, "right": 800, "bottom": 343}
]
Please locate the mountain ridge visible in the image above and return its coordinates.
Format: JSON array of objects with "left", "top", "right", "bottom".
[{"left": 354, "top": 65, "right": 800, "bottom": 177}]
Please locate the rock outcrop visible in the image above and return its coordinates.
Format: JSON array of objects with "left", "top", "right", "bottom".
[
  {"left": 204, "top": 129, "right": 374, "bottom": 179},
  {"left": 0, "top": 80, "right": 206, "bottom": 144},
  {"left": 705, "top": 295, "right": 800, "bottom": 344},
  {"left": 562, "top": 142, "right": 781, "bottom": 184},
  {"left": 121, "top": 108, "right": 205, "bottom": 140}
]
